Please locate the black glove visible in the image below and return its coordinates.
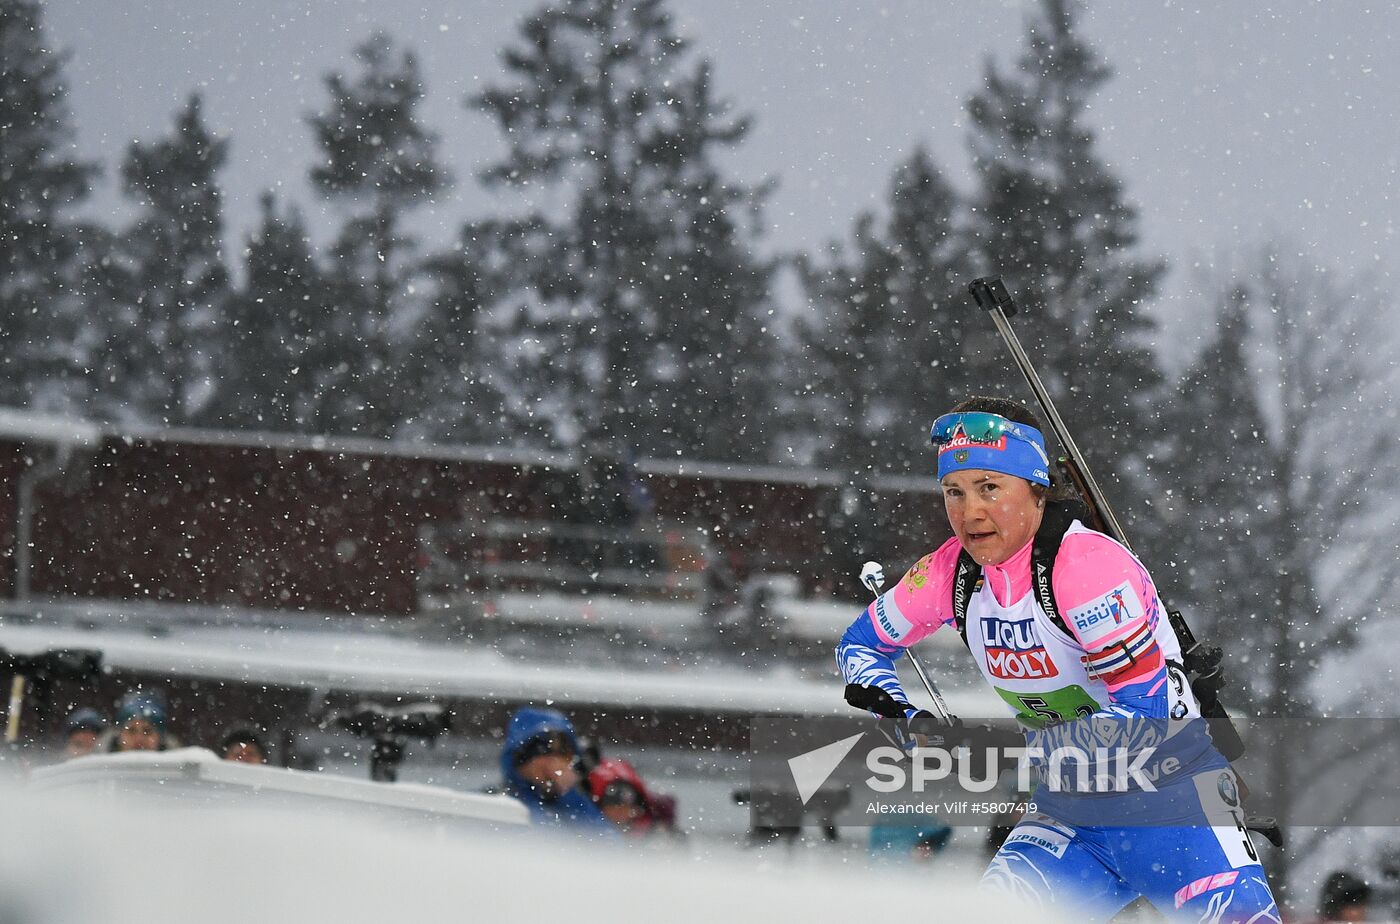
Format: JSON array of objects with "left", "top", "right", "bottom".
[
  {"left": 844, "top": 684, "right": 954, "bottom": 754},
  {"left": 844, "top": 683, "right": 916, "bottom": 719},
  {"left": 842, "top": 684, "right": 1026, "bottom": 770},
  {"left": 905, "top": 712, "right": 965, "bottom": 748}
]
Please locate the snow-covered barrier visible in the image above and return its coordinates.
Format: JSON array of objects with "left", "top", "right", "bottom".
[
  {"left": 0, "top": 770, "right": 1062, "bottom": 924},
  {"left": 31, "top": 746, "right": 529, "bottom": 827}
]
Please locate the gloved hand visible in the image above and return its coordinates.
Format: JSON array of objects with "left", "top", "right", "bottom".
[
  {"left": 844, "top": 683, "right": 942, "bottom": 750},
  {"left": 842, "top": 683, "right": 1023, "bottom": 763},
  {"left": 844, "top": 683, "right": 918, "bottom": 719},
  {"left": 844, "top": 683, "right": 961, "bottom": 753}
]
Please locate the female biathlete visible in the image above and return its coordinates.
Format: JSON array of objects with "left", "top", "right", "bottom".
[{"left": 836, "top": 396, "right": 1279, "bottom": 922}]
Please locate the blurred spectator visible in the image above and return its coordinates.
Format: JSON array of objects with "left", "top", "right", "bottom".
[
  {"left": 575, "top": 733, "right": 602, "bottom": 778},
  {"left": 110, "top": 691, "right": 172, "bottom": 753},
  {"left": 587, "top": 758, "right": 682, "bottom": 838},
  {"left": 500, "top": 707, "right": 613, "bottom": 833},
  {"left": 1309, "top": 871, "right": 1371, "bottom": 922},
  {"left": 700, "top": 550, "right": 742, "bottom": 626},
  {"left": 1374, "top": 846, "right": 1400, "bottom": 921},
  {"left": 648, "top": 793, "right": 680, "bottom": 836},
  {"left": 62, "top": 708, "right": 105, "bottom": 759},
  {"left": 218, "top": 727, "right": 268, "bottom": 764},
  {"left": 869, "top": 823, "right": 953, "bottom": 862}
]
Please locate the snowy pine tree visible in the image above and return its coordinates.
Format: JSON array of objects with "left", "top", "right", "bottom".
[
  {"left": 1165, "top": 250, "right": 1400, "bottom": 900},
  {"left": 467, "top": 0, "right": 777, "bottom": 461},
  {"left": 0, "top": 0, "right": 97, "bottom": 410},
  {"left": 1176, "top": 250, "right": 1400, "bottom": 718},
  {"left": 964, "top": 0, "right": 1165, "bottom": 503},
  {"left": 406, "top": 219, "right": 530, "bottom": 446},
  {"left": 793, "top": 148, "right": 967, "bottom": 475},
  {"left": 1157, "top": 287, "right": 1288, "bottom": 712},
  {"left": 92, "top": 94, "right": 229, "bottom": 425},
  {"left": 307, "top": 33, "right": 448, "bottom": 438},
  {"left": 214, "top": 192, "right": 340, "bottom": 432}
]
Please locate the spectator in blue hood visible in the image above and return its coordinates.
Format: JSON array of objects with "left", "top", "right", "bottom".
[{"left": 501, "top": 707, "right": 614, "bottom": 833}]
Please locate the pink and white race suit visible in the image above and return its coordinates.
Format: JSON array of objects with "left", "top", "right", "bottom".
[{"left": 835, "top": 520, "right": 1279, "bottom": 922}]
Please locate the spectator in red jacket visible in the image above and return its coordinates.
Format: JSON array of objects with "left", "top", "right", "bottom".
[{"left": 587, "top": 758, "right": 680, "bottom": 838}]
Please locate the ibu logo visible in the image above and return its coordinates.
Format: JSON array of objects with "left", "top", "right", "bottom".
[
  {"left": 1070, "top": 581, "right": 1142, "bottom": 637},
  {"left": 981, "top": 616, "right": 1059, "bottom": 680}
]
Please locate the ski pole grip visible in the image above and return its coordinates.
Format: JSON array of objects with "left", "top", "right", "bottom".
[{"left": 968, "top": 276, "right": 1017, "bottom": 316}]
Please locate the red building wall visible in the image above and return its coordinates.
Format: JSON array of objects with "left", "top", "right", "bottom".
[
  {"left": 0, "top": 446, "right": 25, "bottom": 600},
  {"left": 2, "top": 430, "right": 942, "bottom": 615}
]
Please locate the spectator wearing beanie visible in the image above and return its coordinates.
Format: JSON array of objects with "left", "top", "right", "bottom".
[
  {"left": 110, "top": 691, "right": 172, "bottom": 753},
  {"left": 63, "top": 708, "right": 105, "bottom": 759},
  {"left": 218, "top": 727, "right": 268, "bottom": 764}
]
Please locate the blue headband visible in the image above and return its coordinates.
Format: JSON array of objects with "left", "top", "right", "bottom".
[{"left": 931, "top": 413, "right": 1051, "bottom": 487}]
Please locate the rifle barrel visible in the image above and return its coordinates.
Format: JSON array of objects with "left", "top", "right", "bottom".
[{"left": 979, "top": 289, "right": 1133, "bottom": 550}]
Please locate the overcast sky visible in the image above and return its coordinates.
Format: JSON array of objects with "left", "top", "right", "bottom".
[{"left": 43, "top": 0, "right": 1400, "bottom": 351}]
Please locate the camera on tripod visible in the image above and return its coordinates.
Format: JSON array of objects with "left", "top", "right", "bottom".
[{"left": 322, "top": 700, "right": 450, "bottom": 782}]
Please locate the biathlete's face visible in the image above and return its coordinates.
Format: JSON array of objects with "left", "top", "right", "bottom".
[{"left": 940, "top": 469, "right": 1044, "bottom": 567}]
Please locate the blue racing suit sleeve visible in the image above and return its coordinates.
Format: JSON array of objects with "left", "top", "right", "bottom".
[{"left": 836, "top": 610, "right": 920, "bottom": 719}]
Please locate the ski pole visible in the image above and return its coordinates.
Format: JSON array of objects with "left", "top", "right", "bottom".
[{"left": 858, "top": 562, "right": 956, "bottom": 726}]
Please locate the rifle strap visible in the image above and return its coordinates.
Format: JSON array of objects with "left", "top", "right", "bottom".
[{"left": 951, "top": 551, "right": 981, "bottom": 650}]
